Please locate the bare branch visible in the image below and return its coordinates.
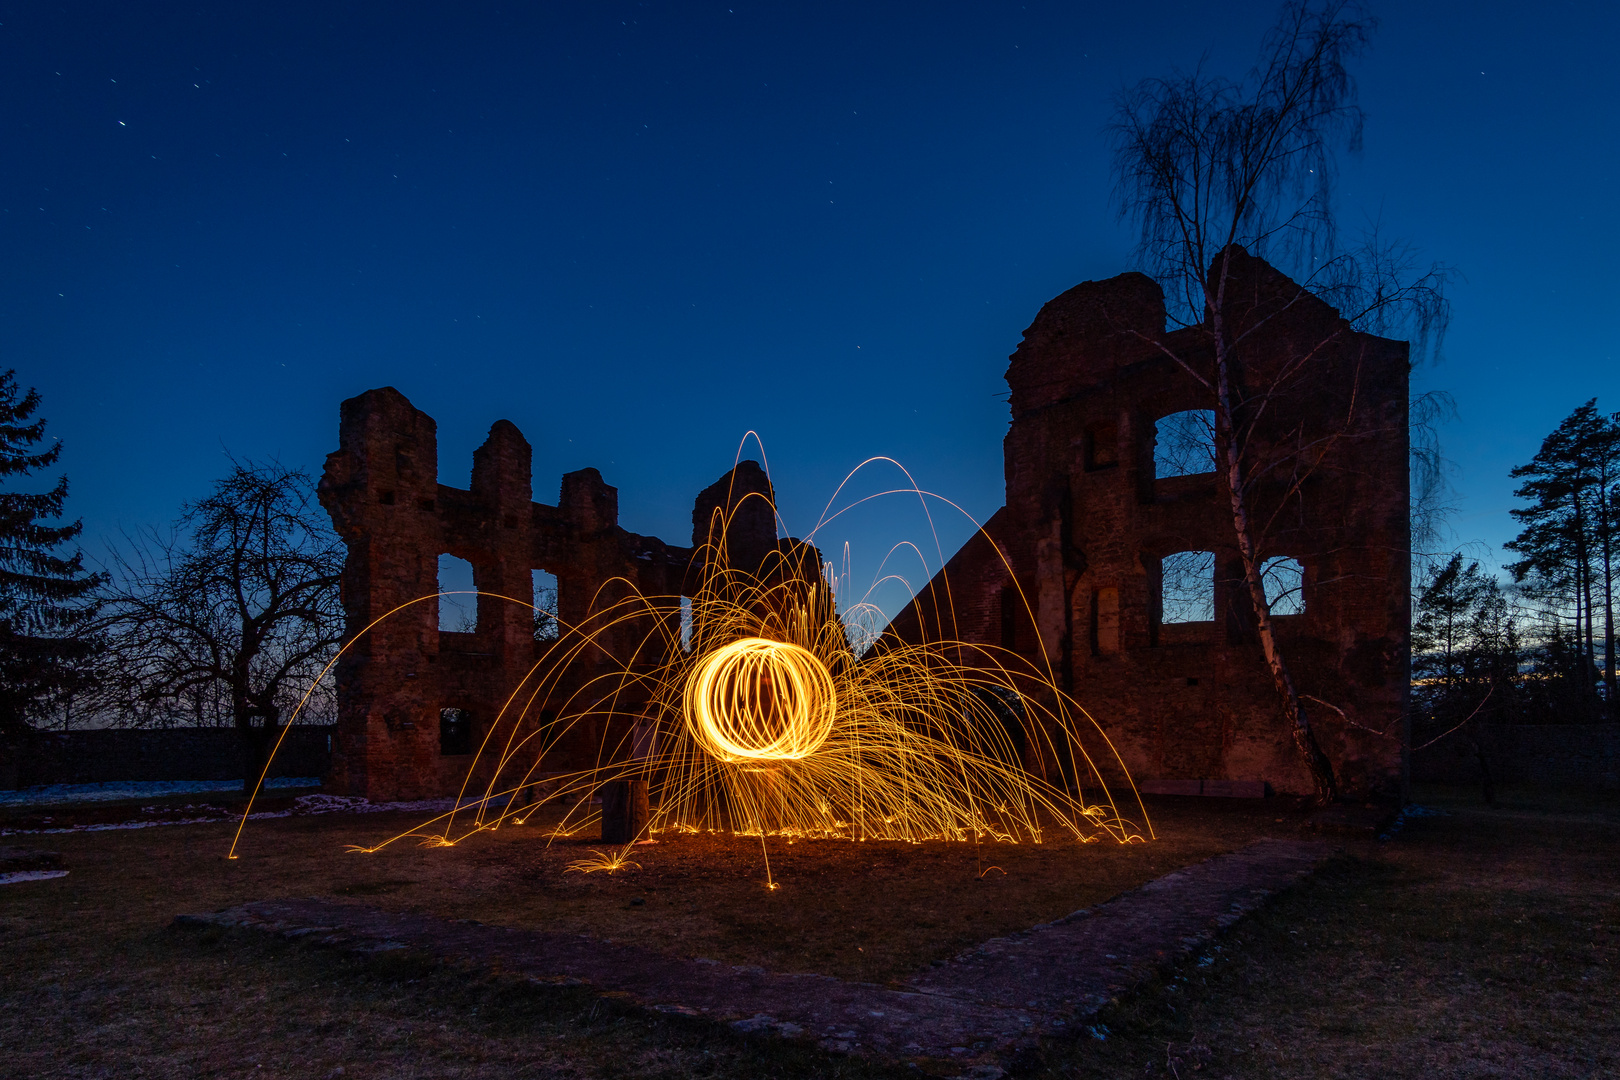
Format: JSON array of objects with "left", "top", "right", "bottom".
[{"left": 90, "top": 461, "right": 345, "bottom": 736}]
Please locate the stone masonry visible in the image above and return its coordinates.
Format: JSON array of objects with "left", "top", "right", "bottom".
[
  {"left": 318, "top": 388, "right": 813, "bottom": 801},
  {"left": 888, "top": 249, "right": 1410, "bottom": 800}
]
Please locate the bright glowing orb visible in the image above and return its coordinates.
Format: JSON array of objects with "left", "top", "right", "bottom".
[{"left": 684, "top": 637, "right": 836, "bottom": 763}]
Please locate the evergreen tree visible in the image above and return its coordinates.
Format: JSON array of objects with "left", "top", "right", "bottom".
[
  {"left": 1520, "top": 627, "right": 1597, "bottom": 726},
  {"left": 0, "top": 370, "right": 104, "bottom": 742},
  {"left": 1411, "top": 553, "right": 1520, "bottom": 733},
  {"left": 1504, "top": 399, "right": 1620, "bottom": 717}
]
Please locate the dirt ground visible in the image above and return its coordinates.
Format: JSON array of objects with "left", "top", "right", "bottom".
[{"left": 1, "top": 784, "right": 1614, "bottom": 1078}]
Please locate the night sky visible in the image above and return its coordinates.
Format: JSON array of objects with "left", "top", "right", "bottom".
[{"left": 5, "top": 1, "right": 1616, "bottom": 618}]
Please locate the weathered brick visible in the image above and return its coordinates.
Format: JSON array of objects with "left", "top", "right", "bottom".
[{"left": 889, "top": 251, "right": 1409, "bottom": 800}]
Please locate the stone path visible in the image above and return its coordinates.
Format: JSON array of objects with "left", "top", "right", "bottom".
[{"left": 178, "top": 838, "right": 1331, "bottom": 1071}]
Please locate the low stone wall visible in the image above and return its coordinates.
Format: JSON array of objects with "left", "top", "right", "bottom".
[
  {"left": 8, "top": 726, "right": 334, "bottom": 789},
  {"left": 1411, "top": 723, "right": 1620, "bottom": 791}
]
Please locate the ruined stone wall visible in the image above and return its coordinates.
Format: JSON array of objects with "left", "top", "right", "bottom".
[
  {"left": 318, "top": 388, "right": 693, "bottom": 801},
  {"left": 889, "top": 250, "right": 1410, "bottom": 800},
  {"left": 317, "top": 388, "right": 811, "bottom": 802}
]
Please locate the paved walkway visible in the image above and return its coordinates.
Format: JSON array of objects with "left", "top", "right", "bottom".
[{"left": 179, "top": 838, "right": 1331, "bottom": 1070}]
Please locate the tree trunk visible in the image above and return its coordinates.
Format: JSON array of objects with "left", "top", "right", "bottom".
[
  {"left": 1210, "top": 309, "right": 1337, "bottom": 806},
  {"left": 1579, "top": 511, "right": 1599, "bottom": 715},
  {"left": 1602, "top": 483, "right": 1617, "bottom": 715},
  {"left": 236, "top": 702, "right": 280, "bottom": 795},
  {"left": 238, "top": 722, "right": 269, "bottom": 795},
  {"left": 0, "top": 731, "right": 20, "bottom": 790}
]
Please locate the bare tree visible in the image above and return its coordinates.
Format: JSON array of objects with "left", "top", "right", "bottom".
[
  {"left": 94, "top": 462, "right": 344, "bottom": 790},
  {"left": 1110, "top": 1, "right": 1447, "bottom": 803}
]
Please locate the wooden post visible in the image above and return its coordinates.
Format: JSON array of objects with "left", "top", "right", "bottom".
[{"left": 600, "top": 779, "right": 650, "bottom": 843}]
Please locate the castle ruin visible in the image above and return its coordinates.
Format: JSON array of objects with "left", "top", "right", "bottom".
[
  {"left": 887, "top": 249, "right": 1409, "bottom": 800},
  {"left": 320, "top": 249, "right": 1408, "bottom": 802},
  {"left": 317, "top": 387, "right": 786, "bottom": 801}
]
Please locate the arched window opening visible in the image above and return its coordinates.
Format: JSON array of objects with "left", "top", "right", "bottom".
[
  {"left": 440, "top": 708, "right": 474, "bottom": 756},
  {"left": 1161, "top": 550, "right": 1215, "bottom": 623},
  {"left": 438, "top": 554, "right": 477, "bottom": 632},
  {"left": 1154, "top": 410, "right": 1216, "bottom": 479},
  {"left": 1262, "top": 556, "right": 1305, "bottom": 616},
  {"left": 533, "top": 569, "right": 559, "bottom": 642},
  {"left": 680, "top": 595, "right": 694, "bottom": 651}
]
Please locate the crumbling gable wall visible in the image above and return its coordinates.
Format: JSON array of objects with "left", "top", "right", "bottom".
[{"left": 889, "top": 251, "right": 1409, "bottom": 799}]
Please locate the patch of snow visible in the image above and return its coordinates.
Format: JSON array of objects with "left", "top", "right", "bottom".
[
  {"left": 0, "top": 870, "right": 70, "bottom": 885},
  {"left": 0, "top": 786, "right": 473, "bottom": 837},
  {"left": 2, "top": 813, "right": 292, "bottom": 836},
  {"left": 0, "top": 777, "right": 320, "bottom": 808},
  {"left": 290, "top": 794, "right": 461, "bottom": 816}
]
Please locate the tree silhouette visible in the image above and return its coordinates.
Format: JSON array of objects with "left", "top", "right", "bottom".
[
  {"left": 0, "top": 370, "right": 103, "bottom": 753},
  {"left": 1504, "top": 399, "right": 1619, "bottom": 716},
  {"left": 1412, "top": 554, "right": 1519, "bottom": 729},
  {"left": 1109, "top": 0, "right": 1447, "bottom": 803},
  {"left": 95, "top": 462, "right": 345, "bottom": 790}
]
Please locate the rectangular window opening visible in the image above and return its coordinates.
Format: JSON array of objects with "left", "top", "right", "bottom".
[
  {"left": 1000, "top": 585, "right": 1019, "bottom": 651},
  {"left": 439, "top": 554, "right": 478, "bottom": 632},
  {"left": 439, "top": 708, "right": 474, "bottom": 756},
  {"left": 1154, "top": 410, "right": 1217, "bottom": 479},
  {"left": 1161, "top": 551, "right": 1216, "bottom": 624},
  {"left": 1262, "top": 556, "right": 1306, "bottom": 616},
  {"left": 1086, "top": 424, "right": 1119, "bottom": 471},
  {"left": 533, "top": 569, "right": 559, "bottom": 642}
]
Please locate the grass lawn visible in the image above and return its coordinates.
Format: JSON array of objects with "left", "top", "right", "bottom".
[
  {"left": 1, "top": 784, "right": 1614, "bottom": 1078},
  {"left": 1027, "top": 783, "right": 1620, "bottom": 1080}
]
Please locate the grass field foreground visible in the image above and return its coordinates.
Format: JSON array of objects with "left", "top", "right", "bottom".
[{"left": 0, "top": 785, "right": 1614, "bottom": 1078}]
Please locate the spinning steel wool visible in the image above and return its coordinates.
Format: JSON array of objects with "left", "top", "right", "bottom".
[{"left": 234, "top": 458, "right": 1150, "bottom": 880}]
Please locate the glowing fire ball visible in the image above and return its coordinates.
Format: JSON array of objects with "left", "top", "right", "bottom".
[{"left": 684, "top": 637, "right": 836, "bottom": 762}]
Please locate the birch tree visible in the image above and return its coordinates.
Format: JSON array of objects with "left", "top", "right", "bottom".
[{"left": 1109, "top": 1, "right": 1447, "bottom": 802}]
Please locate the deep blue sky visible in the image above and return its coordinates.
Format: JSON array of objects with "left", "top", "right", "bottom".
[{"left": 4, "top": 1, "right": 1616, "bottom": 615}]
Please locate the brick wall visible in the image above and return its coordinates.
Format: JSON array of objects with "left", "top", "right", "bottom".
[{"left": 886, "top": 251, "right": 1410, "bottom": 800}]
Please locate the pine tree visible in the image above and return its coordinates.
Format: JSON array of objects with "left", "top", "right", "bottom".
[
  {"left": 1504, "top": 399, "right": 1620, "bottom": 718},
  {"left": 0, "top": 370, "right": 104, "bottom": 742},
  {"left": 1412, "top": 553, "right": 1520, "bottom": 733}
]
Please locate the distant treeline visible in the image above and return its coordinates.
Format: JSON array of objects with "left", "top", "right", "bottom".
[{"left": 1414, "top": 399, "right": 1620, "bottom": 742}]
